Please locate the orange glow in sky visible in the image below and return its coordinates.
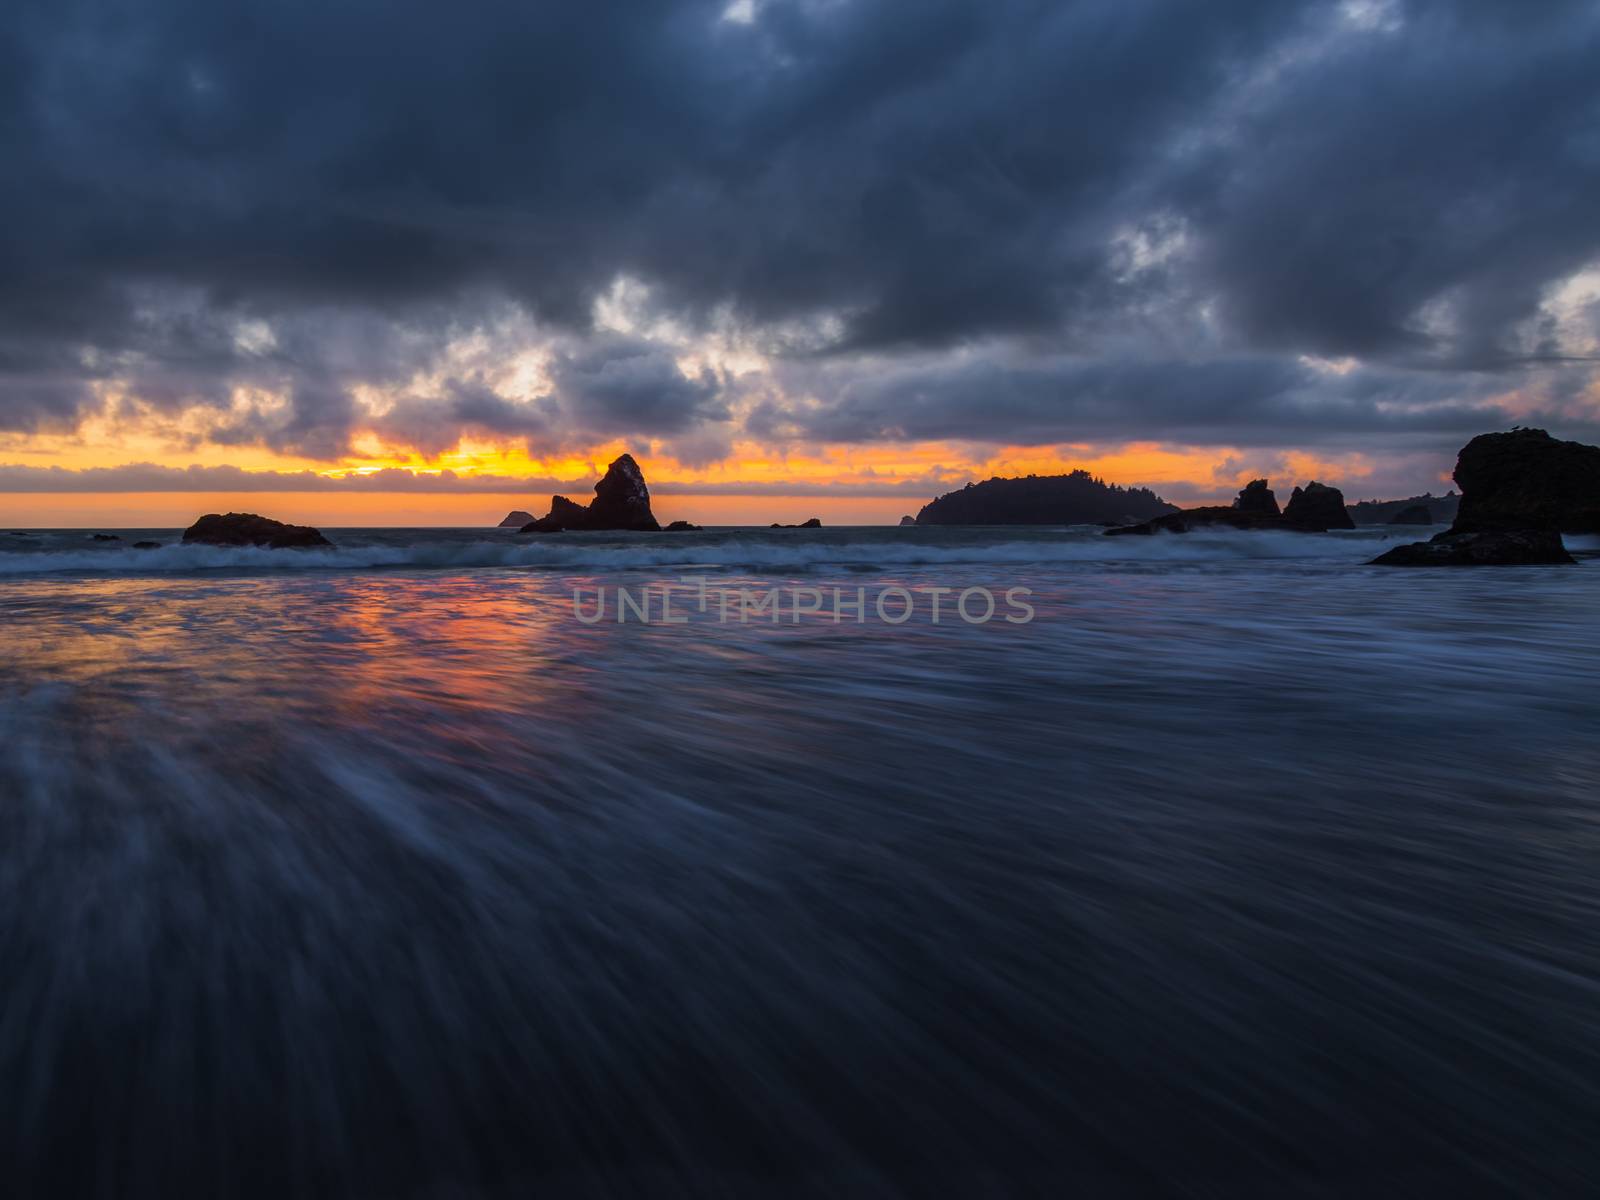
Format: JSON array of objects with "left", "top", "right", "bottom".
[{"left": 0, "top": 432, "right": 1381, "bottom": 527}]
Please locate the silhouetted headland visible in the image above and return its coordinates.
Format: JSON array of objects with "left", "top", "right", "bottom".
[{"left": 917, "top": 470, "right": 1177, "bottom": 526}]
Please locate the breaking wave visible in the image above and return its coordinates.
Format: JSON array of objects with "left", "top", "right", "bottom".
[{"left": 0, "top": 527, "right": 1412, "bottom": 576}]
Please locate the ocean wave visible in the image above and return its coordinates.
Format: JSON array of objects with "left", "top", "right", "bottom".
[{"left": 0, "top": 528, "right": 1403, "bottom": 577}]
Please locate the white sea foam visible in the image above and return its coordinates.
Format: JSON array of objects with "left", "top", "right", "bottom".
[{"left": 0, "top": 528, "right": 1403, "bottom": 576}]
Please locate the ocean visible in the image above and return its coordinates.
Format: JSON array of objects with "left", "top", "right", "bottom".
[{"left": 2, "top": 523, "right": 1598, "bottom": 1196}]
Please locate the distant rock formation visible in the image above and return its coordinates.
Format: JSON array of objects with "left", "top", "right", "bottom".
[
  {"left": 1233, "top": 479, "right": 1280, "bottom": 516},
  {"left": 771, "top": 518, "right": 823, "bottom": 528},
  {"left": 521, "top": 455, "right": 661, "bottom": 532},
  {"left": 1371, "top": 530, "right": 1575, "bottom": 567},
  {"left": 917, "top": 470, "right": 1177, "bottom": 526},
  {"left": 497, "top": 511, "right": 535, "bottom": 528},
  {"left": 1347, "top": 492, "right": 1459, "bottom": 526},
  {"left": 89, "top": 533, "right": 121, "bottom": 542},
  {"left": 1388, "top": 504, "right": 1434, "bottom": 525},
  {"left": 1106, "top": 479, "right": 1340, "bottom": 535},
  {"left": 1372, "top": 428, "right": 1599, "bottom": 566},
  {"left": 899, "top": 515, "right": 917, "bottom": 527},
  {"left": 664, "top": 520, "right": 702, "bottom": 531},
  {"left": 1451, "top": 428, "right": 1600, "bottom": 534},
  {"left": 1282, "top": 482, "right": 1355, "bottom": 531},
  {"left": 182, "top": 513, "right": 333, "bottom": 549}
]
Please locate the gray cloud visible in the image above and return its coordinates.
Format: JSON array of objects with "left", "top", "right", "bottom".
[{"left": 1, "top": 0, "right": 1598, "bottom": 481}]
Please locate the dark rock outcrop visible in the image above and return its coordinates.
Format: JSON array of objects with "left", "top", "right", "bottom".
[
  {"left": 521, "top": 455, "right": 661, "bottom": 533},
  {"left": 497, "top": 511, "right": 535, "bottom": 529},
  {"left": 1233, "top": 479, "right": 1280, "bottom": 516},
  {"left": 917, "top": 470, "right": 1177, "bottom": 526},
  {"left": 522, "top": 495, "right": 591, "bottom": 533},
  {"left": 1371, "top": 530, "right": 1575, "bottom": 567},
  {"left": 664, "top": 520, "right": 702, "bottom": 532},
  {"left": 1282, "top": 482, "right": 1355, "bottom": 531},
  {"left": 1108, "top": 479, "right": 1289, "bottom": 534},
  {"left": 1450, "top": 428, "right": 1600, "bottom": 534},
  {"left": 90, "top": 533, "right": 121, "bottom": 542},
  {"left": 1388, "top": 504, "right": 1434, "bottom": 525},
  {"left": 1372, "top": 429, "right": 1599, "bottom": 566},
  {"left": 182, "top": 513, "right": 333, "bottom": 549},
  {"left": 770, "top": 518, "right": 822, "bottom": 528},
  {"left": 132, "top": 541, "right": 162, "bottom": 550},
  {"left": 899, "top": 515, "right": 917, "bottom": 527}
]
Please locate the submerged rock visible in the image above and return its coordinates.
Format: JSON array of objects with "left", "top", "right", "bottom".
[
  {"left": 520, "top": 455, "right": 661, "bottom": 532},
  {"left": 89, "top": 533, "right": 121, "bottom": 542},
  {"left": 497, "top": 510, "right": 535, "bottom": 529},
  {"left": 1451, "top": 428, "right": 1600, "bottom": 534},
  {"left": 132, "top": 541, "right": 162, "bottom": 550},
  {"left": 770, "top": 518, "right": 823, "bottom": 528},
  {"left": 181, "top": 513, "right": 333, "bottom": 549},
  {"left": 1388, "top": 504, "right": 1434, "bottom": 525},
  {"left": 1282, "top": 482, "right": 1354, "bottom": 531},
  {"left": 664, "top": 520, "right": 702, "bottom": 531},
  {"left": 1233, "top": 479, "right": 1280, "bottom": 516},
  {"left": 1371, "top": 529, "right": 1574, "bottom": 567}
]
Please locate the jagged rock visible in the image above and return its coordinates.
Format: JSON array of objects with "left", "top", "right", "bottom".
[
  {"left": 770, "top": 518, "right": 823, "bottom": 528},
  {"left": 497, "top": 510, "right": 535, "bottom": 528},
  {"left": 522, "top": 495, "right": 590, "bottom": 533},
  {"left": 1282, "top": 482, "right": 1354, "bottom": 531},
  {"left": 917, "top": 470, "right": 1176, "bottom": 526},
  {"left": 899, "top": 515, "right": 917, "bottom": 527},
  {"left": 1388, "top": 504, "right": 1434, "bottom": 525},
  {"left": 1451, "top": 428, "right": 1600, "bottom": 533},
  {"left": 181, "top": 513, "right": 333, "bottom": 549},
  {"left": 1371, "top": 529, "right": 1574, "bottom": 566},
  {"left": 664, "top": 520, "right": 702, "bottom": 531},
  {"left": 1233, "top": 479, "right": 1280, "bottom": 516},
  {"left": 520, "top": 455, "right": 661, "bottom": 532}
]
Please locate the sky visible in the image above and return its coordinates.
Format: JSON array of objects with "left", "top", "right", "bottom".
[{"left": 2, "top": 0, "right": 1599, "bottom": 525}]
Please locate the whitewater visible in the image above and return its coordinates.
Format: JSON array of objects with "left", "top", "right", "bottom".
[{"left": 2, "top": 523, "right": 1598, "bottom": 1196}]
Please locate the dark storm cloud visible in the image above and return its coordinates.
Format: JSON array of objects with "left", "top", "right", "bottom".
[
  {"left": 754, "top": 353, "right": 1600, "bottom": 448},
  {"left": 1, "top": 0, "right": 1598, "bottom": 453}
]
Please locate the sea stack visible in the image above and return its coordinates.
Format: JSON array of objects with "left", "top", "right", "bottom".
[
  {"left": 521, "top": 454, "right": 661, "bottom": 532},
  {"left": 1233, "top": 479, "right": 1280, "bottom": 516},
  {"left": 1372, "top": 429, "right": 1598, "bottom": 566},
  {"left": 1281, "top": 482, "right": 1355, "bottom": 531},
  {"left": 497, "top": 510, "right": 535, "bottom": 528},
  {"left": 182, "top": 513, "right": 333, "bottom": 549}
]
